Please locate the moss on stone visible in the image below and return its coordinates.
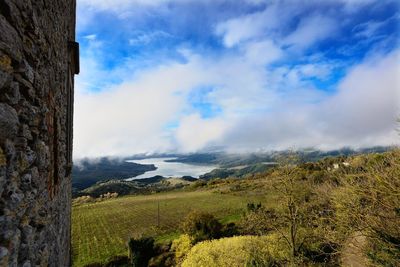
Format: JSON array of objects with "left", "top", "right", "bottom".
[
  {"left": 0, "top": 55, "right": 12, "bottom": 72},
  {"left": 0, "top": 147, "right": 6, "bottom": 166}
]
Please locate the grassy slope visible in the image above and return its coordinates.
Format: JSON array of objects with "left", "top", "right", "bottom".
[{"left": 72, "top": 190, "right": 270, "bottom": 266}]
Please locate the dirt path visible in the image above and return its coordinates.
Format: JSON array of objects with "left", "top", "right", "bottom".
[{"left": 340, "top": 232, "right": 370, "bottom": 267}]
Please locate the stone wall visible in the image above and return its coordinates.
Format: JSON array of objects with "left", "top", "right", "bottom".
[{"left": 0, "top": 1, "right": 76, "bottom": 266}]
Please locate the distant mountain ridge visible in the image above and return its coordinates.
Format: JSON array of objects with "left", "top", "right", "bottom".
[
  {"left": 72, "top": 146, "right": 392, "bottom": 191},
  {"left": 72, "top": 157, "right": 156, "bottom": 190},
  {"left": 165, "top": 146, "right": 392, "bottom": 167}
]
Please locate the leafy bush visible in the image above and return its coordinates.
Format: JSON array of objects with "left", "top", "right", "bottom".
[
  {"left": 127, "top": 237, "right": 155, "bottom": 267},
  {"left": 246, "top": 202, "right": 262, "bottom": 212},
  {"left": 181, "top": 211, "right": 222, "bottom": 243},
  {"left": 170, "top": 234, "right": 193, "bottom": 264},
  {"left": 221, "top": 222, "right": 239, "bottom": 237},
  {"left": 181, "top": 235, "right": 287, "bottom": 267},
  {"left": 148, "top": 252, "right": 175, "bottom": 267},
  {"left": 190, "top": 180, "right": 207, "bottom": 189},
  {"left": 148, "top": 242, "right": 175, "bottom": 267}
]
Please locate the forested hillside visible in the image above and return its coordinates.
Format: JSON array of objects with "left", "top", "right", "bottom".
[{"left": 72, "top": 158, "right": 156, "bottom": 190}]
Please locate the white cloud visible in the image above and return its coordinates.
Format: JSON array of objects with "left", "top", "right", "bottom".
[
  {"left": 78, "top": 0, "right": 273, "bottom": 14},
  {"left": 175, "top": 114, "right": 230, "bottom": 152},
  {"left": 75, "top": 48, "right": 400, "bottom": 158},
  {"left": 214, "top": 2, "right": 294, "bottom": 47},
  {"left": 321, "top": 50, "right": 400, "bottom": 143},
  {"left": 83, "top": 34, "right": 97, "bottom": 40},
  {"left": 79, "top": 0, "right": 167, "bottom": 10},
  {"left": 338, "top": 0, "right": 379, "bottom": 11},
  {"left": 73, "top": 46, "right": 278, "bottom": 158},
  {"left": 74, "top": 0, "right": 399, "bottom": 158},
  {"left": 242, "top": 40, "right": 283, "bottom": 66},
  {"left": 213, "top": 2, "right": 348, "bottom": 50},
  {"left": 288, "top": 62, "right": 336, "bottom": 82},
  {"left": 220, "top": 49, "right": 400, "bottom": 152},
  {"left": 128, "top": 31, "right": 173, "bottom": 46},
  {"left": 352, "top": 12, "right": 399, "bottom": 39},
  {"left": 74, "top": 55, "right": 205, "bottom": 158},
  {"left": 283, "top": 15, "right": 338, "bottom": 50},
  {"left": 215, "top": 10, "right": 271, "bottom": 47},
  {"left": 353, "top": 20, "right": 385, "bottom": 38}
]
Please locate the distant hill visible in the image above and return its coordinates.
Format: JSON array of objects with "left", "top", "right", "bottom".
[
  {"left": 75, "top": 176, "right": 196, "bottom": 198},
  {"left": 200, "top": 163, "right": 276, "bottom": 180},
  {"left": 72, "top": 147, "right": 392, "bottom": 191},
  {"left": 72, "top": 158, "right": 156, "bottom": 190},
  {"left": 165, "top": 147, "right": 392, "bottom": 168}
]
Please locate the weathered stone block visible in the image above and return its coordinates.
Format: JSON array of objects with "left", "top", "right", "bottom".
[
  {"left": 0, "top": 174, "right": 5, "bottom": 196},
  {"left": 19, "top": 124, "right": 32, "bottom": 140},
  {"left": 0, "top": 16, "right": 23, "bottom": 63},
  {"left": 30, "top": 167, "right": 39, "bottom": 188},
  {"left": 9, "top": 228, "right": 21, "bottom": 266},
  {"left": 3, "top": 139, "right": 16, "bottom": 163},
  {"left": 16, "top": 60, "right": 34, "bottom": 83},
  {"left": 2, "top": 81, "right": 21, "bottom": 105},
  {"left": 21, "top": 173, "right": 31, "bottom": 188},
  {"left": 0, "top": 246, "right": 9, "bottom": 265},
  {"left": 0, "top": 103, "right": 18, "bottom": 142},
  {"left": 34, "top": 141, "right": 49, "bottom": 170},
  {"left": 0, "top": 68, "right": 11, "bottom": 88},
  {"left": 14, "top": 74, "right": 35, "bottom": 101}
]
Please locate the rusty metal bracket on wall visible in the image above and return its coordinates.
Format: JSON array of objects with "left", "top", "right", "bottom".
[{"left": 66, "top": 41, "right": 79, "bottom": 176}]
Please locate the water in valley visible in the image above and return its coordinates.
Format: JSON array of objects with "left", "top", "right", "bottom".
[{"left": 125, "top": 157, "right": 217, "bottom": 180}]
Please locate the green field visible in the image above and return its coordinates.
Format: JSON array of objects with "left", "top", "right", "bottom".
[{"left": 72, "top": 190, "right": 268, "bottom": 266}]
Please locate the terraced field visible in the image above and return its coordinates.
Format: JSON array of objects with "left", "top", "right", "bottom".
[{"left": 72, "top": 190, "right": 268, "bottom": 266}]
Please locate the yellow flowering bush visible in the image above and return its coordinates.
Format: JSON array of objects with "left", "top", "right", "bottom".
[
  {"left": 170, "top": 234, "right": 193, "bottom": 262},
  {"left": 181, "top": 234, "right": 287, "bottom": 267}
]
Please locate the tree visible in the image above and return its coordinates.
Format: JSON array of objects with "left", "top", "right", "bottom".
[
  {"left": 181, "top": 211, "right": 222, "bottom": 243},
  {"left": 333, "top": 150, "right": 400, "bottom": 265},
  {"left": 239, "top": 203, "right": 276, "bottom": 236},
  {"left": 268, "top": 152, "right": 337, "bottom": 265},
  {"left": 272, "top": 163, "right": 310, "bottom": 262}
]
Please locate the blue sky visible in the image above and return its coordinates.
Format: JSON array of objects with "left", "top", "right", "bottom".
[{"left": 74, "top": 0, "right": 400, "bottom": 158}]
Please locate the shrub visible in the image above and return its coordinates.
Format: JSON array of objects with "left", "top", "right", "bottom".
[
  {"left": 104, "top": 255, "right": 130, "bottom": 267},
  {"left": 148, "top": 242, "right": 175, "bottom": 267},
  {"left": 181, "top": 235, "right": 287, "bottom": 267},
  {"left": 148, "top": 252, "right": 175, "bottom": 267},
  {"left": 190, "top": 180, "right": 207, "bottom": 189},
  {"left": 170, "top": 234, "right": 193, "bottom": 263},
  {"left": 127, "top": 237, "right": 155, "bottom": 267},
  {"left": 246, "top": 202, "right": 262, "bottom": 212},
  {"left": 221, "top": 222, "right": 239, "bottom": 237},
  {"left": 83, "top": 263, "right": 103, "bottom": 267},
  {"left": 181, "top": 211, "right": 222, "bottom": 243}
]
